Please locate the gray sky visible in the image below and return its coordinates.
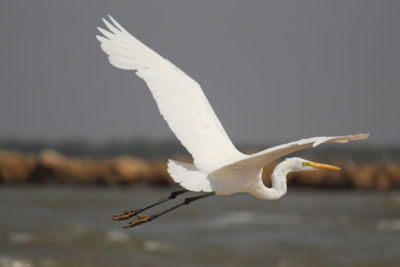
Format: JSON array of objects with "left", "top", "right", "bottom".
[{"left": 0, "top": 0, "right": 399, "bottom": 145}]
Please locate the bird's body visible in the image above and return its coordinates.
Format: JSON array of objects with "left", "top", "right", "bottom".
[
  {"left": 166, "top": 134, "right": 366, "bottom": 197},
  {"left": 97, "top": 16, "right": 368, "bottom": 226}
]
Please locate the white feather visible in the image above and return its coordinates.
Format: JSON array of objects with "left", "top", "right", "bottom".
[
  {"left": 167, "top": 160, "right": 213, "bottom": 192},
  {"left": 223, "top": 133, "right": 370, "bottom": 170},
  {"left": 97, "top": 16, "right": 244, "bottom": 173},
  {"left": 97, "top": 16, "right": 370, "bottom": 195}
]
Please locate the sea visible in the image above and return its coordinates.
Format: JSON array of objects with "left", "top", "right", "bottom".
[{"left": 0, "top": 186, "right": 399, "bottom": 267}]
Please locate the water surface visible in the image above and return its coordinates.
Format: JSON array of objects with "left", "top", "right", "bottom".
[{"left": 0, "top": 186, "right": 399, "bottom": 267}]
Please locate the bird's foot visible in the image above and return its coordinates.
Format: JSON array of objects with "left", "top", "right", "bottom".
[
  {"left": 112, "top": 209, "right": 140, "bottom": 221},
  {"left": 123, "top": 214, "right": 154, "bottom": 228}
]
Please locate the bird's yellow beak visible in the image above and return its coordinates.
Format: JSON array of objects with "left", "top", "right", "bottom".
[{"left": 303, "top": 161, "right": 341, "bottom": 171}]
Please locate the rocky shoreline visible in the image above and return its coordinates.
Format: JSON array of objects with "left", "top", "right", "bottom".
[{"left": 0, "top": 150, "right": 399, "bottom": 190}]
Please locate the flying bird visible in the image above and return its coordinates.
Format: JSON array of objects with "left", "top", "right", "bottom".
[{"left": 96, "top": 16, "right": 369, "bottom": 228}]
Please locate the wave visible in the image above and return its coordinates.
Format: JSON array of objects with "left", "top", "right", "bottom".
[
  {"left": 377, "top": 218, "right": 400, "bottom": 231},
  {"left": 0, "top": 256, "right": 33, "bottom": 267},
  {"left": 7, "top": 232, "right": 35, "bottom": 245},
  {"left": 104, "top": 230, "right": 130, "bottom": 243},
  {"left": 205, "top": 210, "right": 301, "bottom": 230}
]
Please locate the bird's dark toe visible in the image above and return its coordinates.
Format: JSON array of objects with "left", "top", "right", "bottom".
[
  {"left": 112, "top": 209, "right": 139, "bottom": 221},
  {"left": 123, "top": 214, "right": 153, "bottom": 228}
]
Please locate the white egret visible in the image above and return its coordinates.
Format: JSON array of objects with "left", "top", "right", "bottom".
[{"left": 96, "top": 16, "right": 369, "bottom": 228}]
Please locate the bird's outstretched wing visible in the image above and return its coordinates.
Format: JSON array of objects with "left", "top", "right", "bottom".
[
  {"left": 96, "top": 16, "right": 243, "bottom": 173},
  {"left": 223, "top": 133, "right": 369, "bottom": 169}
]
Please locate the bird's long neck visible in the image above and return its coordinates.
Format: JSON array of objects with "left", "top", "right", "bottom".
[{"left": 249, "top": 160, "right": 292, "bottom": 200}]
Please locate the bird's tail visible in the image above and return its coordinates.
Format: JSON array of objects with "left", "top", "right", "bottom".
[{"left": 167, "top": 160, "right": 213, "bottom": 192}]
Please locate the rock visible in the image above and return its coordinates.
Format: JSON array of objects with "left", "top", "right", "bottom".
[
  {"left": 0, "top": 151, "right": 36, "bottom": 183},
  {"left": 102, "top": 156, "right": 152, "bottom": 184},
  {"left": 37, "top": 150, "right": 108, "bottom": 184},
  {"left": 0, "top": 150, "right": 399, "bottom": 189}
]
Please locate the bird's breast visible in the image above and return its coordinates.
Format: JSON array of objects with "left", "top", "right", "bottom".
[{"left": 207, "top": 167, "right": 263, "bottom": 195}]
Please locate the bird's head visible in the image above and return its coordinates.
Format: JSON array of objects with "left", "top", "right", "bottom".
[{"left": 285, "top": 157, "right": 341, "bottom": 172}]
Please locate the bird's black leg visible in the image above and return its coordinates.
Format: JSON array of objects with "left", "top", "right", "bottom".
[
  {"left": 123, "top": 192, "right": 215, "bottom": 228},
  {"left": 112, "top": 189, "right": 189, "bottom": 221}
]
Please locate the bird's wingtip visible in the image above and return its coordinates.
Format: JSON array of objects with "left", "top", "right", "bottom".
[
  {"left": 106, "top": 15, "right": 124, "bottom": 31},
  {"left": 355, "top": 133, "right": 370, "bottom": 140}
]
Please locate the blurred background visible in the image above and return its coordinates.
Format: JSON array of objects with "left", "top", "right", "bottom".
[{"left": 0, "top": 0, "right": 399, "bottom": 266}]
